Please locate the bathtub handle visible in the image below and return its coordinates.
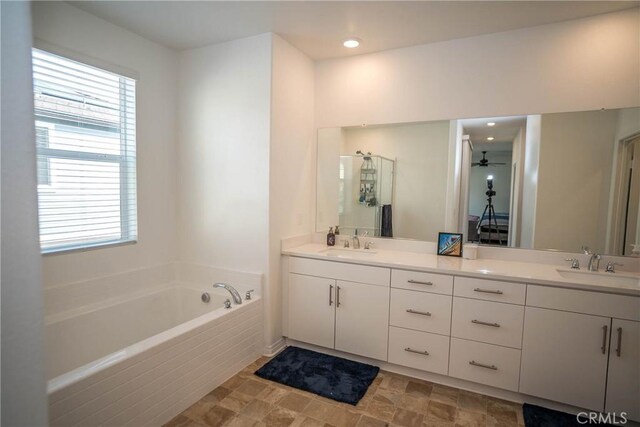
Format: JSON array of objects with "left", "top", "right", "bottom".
[
  {"left": 223, "top": 299, "right": 231, "bottom": 309},
  {"left": 245, "top": 289, "right": 255, "bottom": 300}
]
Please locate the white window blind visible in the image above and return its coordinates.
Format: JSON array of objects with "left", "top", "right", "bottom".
[{"left": 32, "top": 49, "right": 137, "bottom": 253}]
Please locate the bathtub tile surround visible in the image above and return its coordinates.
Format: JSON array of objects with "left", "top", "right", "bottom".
[
  {"left": 45, "top": 263, "right": 263, "bottom": 426},
  {"left": 166, "top": 356, "right": 525, "bottom": 426}
]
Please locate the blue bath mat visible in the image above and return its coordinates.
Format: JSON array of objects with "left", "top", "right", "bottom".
[
  {"left": 523, "top": 403, "right": 616, "bottom": 426},
  {"left": 254, "top": 346, "right": 379, "bottom": 405}
]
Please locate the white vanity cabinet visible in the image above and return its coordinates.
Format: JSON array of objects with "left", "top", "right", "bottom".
[
  {"left": 286, "top": 257, "right": 391, "bottom": 361},
  {"left": 387, "top": 269, "right": 454, "bottom": 375},
  {"left": 449, "top": 277, "right": 525, "bottom": 392},
  {"left": 606, "top": 319, "right": 640, "bottom": 422},
  {"left": 520, "top": 285, "right": 640, "bottom": 420}
]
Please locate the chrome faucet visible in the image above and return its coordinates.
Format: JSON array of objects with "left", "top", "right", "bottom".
[
  {"left": 213, "top": 282, "right": 242, "bottom": 305},
  {"left": 582, "top": 246, "right": 601, "bottom": 272},
  {"left": 352, "top": 229, "right": 361, "bottom": 249}
]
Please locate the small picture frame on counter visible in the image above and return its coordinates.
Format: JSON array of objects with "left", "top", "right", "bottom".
[{"left": 437, "top": 232, "right": 463, "bottom": 257}]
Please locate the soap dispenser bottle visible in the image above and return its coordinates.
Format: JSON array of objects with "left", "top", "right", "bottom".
[{"left": 327, "top": 227, "right": 336, "bottom": 246}]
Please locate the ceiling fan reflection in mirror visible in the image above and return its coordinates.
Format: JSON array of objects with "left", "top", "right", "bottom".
[{"left": 472, "top": 151, "right": 507, "bottom": 167}]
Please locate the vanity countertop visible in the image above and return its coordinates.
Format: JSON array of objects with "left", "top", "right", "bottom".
[{"left": 283, "top": 244, "right": 640, "bottom": 297}]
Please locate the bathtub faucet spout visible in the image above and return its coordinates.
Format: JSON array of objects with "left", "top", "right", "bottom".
[{"left": 213, "top": 283, "right": 242, "bottom": 305}]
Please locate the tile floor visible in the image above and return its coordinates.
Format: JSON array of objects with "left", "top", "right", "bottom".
[{"left": 165, "top": 355, "right": 525, "bottom": 427}]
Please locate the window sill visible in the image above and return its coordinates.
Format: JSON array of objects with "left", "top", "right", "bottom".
[{"left": 42, "top": 239, "right": 137, "bottom": 256}]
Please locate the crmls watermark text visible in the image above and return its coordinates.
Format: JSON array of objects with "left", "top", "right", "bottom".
[{"left": 577, "top": 412, "right": 628, "bottom": 424}]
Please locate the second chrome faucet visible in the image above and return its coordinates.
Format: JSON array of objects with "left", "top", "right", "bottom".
[{"left": 213, "top": 282, "right": 242, "bottom": 304}]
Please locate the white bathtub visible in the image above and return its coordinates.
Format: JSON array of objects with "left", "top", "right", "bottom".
[{"left": 46, "top": 285, "right": 263, "bottom": 426}]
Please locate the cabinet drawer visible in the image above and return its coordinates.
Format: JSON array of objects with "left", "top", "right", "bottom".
[
  {"left": 390, "top": 289, "right": 451, "bottom": 335},
  {"left": 391, "top": 269, "right": 453, "bottom": 295},
  {"left": 289, "top": 257, "right": 390, "bottom": 287},
  {"left": 454, "top": 277, "right": 526, "bottom": 305},
  {"left": 452, "top": 298, "right": 524, "bottom": 348},
  {"left": 526, "top": 285, "right": 640, "bottom": 321},
  {"left": 388, "top": 326, "right": 449, "bottom": 375},
  {"left": 449, "top": 338, "right": 521, "bottom": 392}
]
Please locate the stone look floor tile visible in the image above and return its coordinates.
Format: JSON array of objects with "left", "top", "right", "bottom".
[
  {"left": 240, "top": 399, "right": 273, "bottom": 421},
  {"left": 218, "top": 391, "right": 254, "bottom": 413},
  {"left": 201, "top": 405, "right": 237, "bottom": 426},
  {"left": 426, "top": 400, "right": 457, "bottom": 423},
  {"left": 393, "top": 408, "right": 424, "bottom": 427},
  {"left": 262, "top": 406, "right": 298, "bottom": 426},
  {"left": 455, "top": 409, "right": 487, "bottom": 427},
  {"left": 237, "top": 379, "right": 269, "bottom": 397},
  {"left": 457, "top": 391, "right": 487, "bottom": 414},
  {"left": 165, "top": 414, "right": 207, "bottom": 427},
  {"left": 165, "top": 356, "right": 528, "bottom": 427},
  {"left": 278, "top": 392, "right": 313, "bottom": 413}
]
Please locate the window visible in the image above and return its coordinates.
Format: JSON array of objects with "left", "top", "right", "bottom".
[{"left": 32, "top": 49, "right": 137, "bottom": 253}]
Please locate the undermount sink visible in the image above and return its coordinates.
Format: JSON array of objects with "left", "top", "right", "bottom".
[
  {"left": 320, "top": 247, "right": 377, "bottom": 257},
  {"left": 556, "top": 268, "right": 640, "bottom": 287}
]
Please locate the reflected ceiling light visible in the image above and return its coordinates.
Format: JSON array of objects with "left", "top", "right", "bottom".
[
  {"left": 343, "top": 38, "right": 361, "bottom": 48},
  {"left": 487, "top": 137, "right": 495, "bottom": 141},
  {"left": 487, "top": 122, "right": 496, "bottom": 126}
]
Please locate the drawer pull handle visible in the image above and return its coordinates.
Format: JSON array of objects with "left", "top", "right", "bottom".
[
  {"left": 471, "top": 319, "right": 500, "bottom": 328},
  {"left": 469, "top": 360, "right": 498, "bottom": 370},
  {"left": 405, "top": 347, "right": 429, "bottom": 356},
  {"left": 406, "top": 309, "right": 432, "bottom": 317},
  {"left": 337, "top": 286, "right": 341, "bottom": 308},
  {"left": 473, "top": 288, "right": 503, "bottom": 295},
  {"left": 408, "top": 280, "right": 433, "bottom": 286},
  {"left": 329, "top": 285, "right": 333, "bottom": 306},
  {"left": 616, "top": 327, "right": 622, "bottom": 357}
]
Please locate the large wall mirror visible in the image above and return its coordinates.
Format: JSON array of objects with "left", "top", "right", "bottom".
[{"left": 316, "top": 107, "right": 640, "bottom": 257}]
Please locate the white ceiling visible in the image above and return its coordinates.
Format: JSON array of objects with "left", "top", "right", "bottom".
[
  {"left": 462, "top": 115, "right": 526, "bottom": 150},
  {"left": 68, "top": 1, "right": 638, "bottom": 60}
]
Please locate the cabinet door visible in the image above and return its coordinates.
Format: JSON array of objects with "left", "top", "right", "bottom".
[
  {"left": 335, "top": 280, "right": 389, "bottom": 361},
  {"left": 519, "top": 307, "right": 610, "bottom": 411},
  {"left": 288, "top": 273, "right": 335, "bottom": 349},
  {"left": 606, "top": 319, "right": 640, "bottom": 422}
]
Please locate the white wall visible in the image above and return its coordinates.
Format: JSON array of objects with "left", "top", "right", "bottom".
[
  {"left": 1, "top": 2, "right": 49, "bottom": 424},
  {"left": 341, "top": 122, "right": 450, "bottom": 241},
  {"left": 177, "top": 34, "right": 271, "bottom": 273},
  {"left": 534, "top": 110, "right": 619, "bottom": 252},
  {"left": 520, "top": 115, "right": 541, "bottom": 248},
  {"left": 316, "top": 128, "right": 343, "bottom": 231},
  {"left": 469, "top": 151, "right": 513, "bottom": 218},
  {"left": 32, "top": 2, "right": 179, "bottom": 287},
  {"left": 315, "top": 8, "right": 639, "bottom": 128},
  {"left": 268, "top": 34, "right": 315, "bottom": 350}
]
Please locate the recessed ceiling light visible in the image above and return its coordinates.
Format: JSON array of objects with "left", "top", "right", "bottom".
[
  {"left": 487, "top": 137, "right": 495, "bottom": 141},
  {"left": 343, "top": 38, "right": 361, "bottom": 48},
  {"left": 487, "top": 122, "right": 496, "bottom": 126}
]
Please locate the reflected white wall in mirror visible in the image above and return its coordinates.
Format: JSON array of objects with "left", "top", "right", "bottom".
[
  {"left": 317, "top": 121, "right": 451, "bottom": 241},
  {"left": 317, "top": 107, "right": 640, "bottom": 256}
]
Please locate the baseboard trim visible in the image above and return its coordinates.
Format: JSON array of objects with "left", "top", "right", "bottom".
[{"left": 263, "top": 337, "right": 286, "bottom": 357}]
